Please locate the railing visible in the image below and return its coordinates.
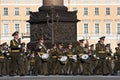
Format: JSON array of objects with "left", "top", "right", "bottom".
[
  {"left": 77, "top": 33, "right": 120, "bottom": 42},
  {"left": 0, "top": 33, "right": 30, "bottom": 39}
]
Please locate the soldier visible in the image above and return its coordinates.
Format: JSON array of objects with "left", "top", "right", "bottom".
[
  {"left": 89, "top": 44, "right": 97, "bottom": 75},
  {"left": 95, "top": 36, "right": 109, "bottom": 75},
  {"left": 113, "top": 43, "right": 120, "bottom": 75},
  {"left": 20, "top": 42, "right": 29, "bottom": 75},
  {"left": 56, "top": 43, "right": 67, "bottom": 75},
  {"left": 66, "top": 43, "right": 77, "bottom": 75},
  {"left": 0, "top": 45, "right": 6, "bottom": 76},
  {"left": 75, "top": 39, "right": 85, "bottom": 74},
  {"left": 105, "top": 44, "right": 113, "bottom": 75},
  {"left": 81, "top": 45, "right": 91, "bottom": 75},
  {"left": 28, "top": 51, "right": 35, "bottom": 75},
  {"left": 35, "top": 37, "right": 49, "bottom": 75},
  {"left": 10, "top": 31, "right": 25, "bottom": 76},
  {"left": 49, "top": 44, "right": 58, "bottom": 75},
  {"left": 2, "top": 42, "right": 11, "bottom": 75}
]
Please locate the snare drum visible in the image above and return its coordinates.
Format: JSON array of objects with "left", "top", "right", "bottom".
[{"left": 59, "top": 56, "right": 68, "bottom": 64}]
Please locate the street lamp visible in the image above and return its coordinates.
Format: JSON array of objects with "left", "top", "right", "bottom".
[{"left": 46, "top": 6, "right": 60, "bottom": 44}]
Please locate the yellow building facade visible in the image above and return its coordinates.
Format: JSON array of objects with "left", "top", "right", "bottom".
[
  {"left": 0, "top": 0, "right": 120, "bottom": 51},
  {"left": 65, "top": 0, "right": 120, "bottom": 51}
]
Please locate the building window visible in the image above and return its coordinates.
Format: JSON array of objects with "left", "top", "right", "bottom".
[
  {"left": 117, "top": 0, "right": 120, "bottom": 3},
  {"left": 95, "top": 24, "right": 99, "bottom": 34},
  {"left": 14, "top": 8, "right": 19, "bottom": 15},
  {"left": 84, "top": 24, "right": 88, "bottom": 34},
  {"left": 117, "top": 7, "right": 120, "bottom": 15},
  {"left": 3, "top": 0, "right": 7, "bottom": 3},
  {"left": 26, "top": 23, "right": 30, "bottom": 34},
  {"left": 15, "top": 24, "right": 20, "bottom": 32},
  {"left": 84, "top": 0, "right": 88, "bottom": 2},
  {"left": 117, "top": 23, "right": 120, "bottom": 34},
  {"left": 95, "top": 8, "right": 99, "bottom": 15},
  {"left": 106, "top": 23, "right": 111, "bottom": 34},
  {"left": 3, "top": 24, "right": 9, "bottom": 35},
  {"left": 15, "top": 0, "right": 19, "bottom": 3},
  {"left": 4, "top": 8, "right": 8, "bottom": 16},
  {"left": 26, "top": 8, "right": 30, "bottom": 15},
  {"left": 106, "top": 0, "right": 111, "bottom": 2},
  {"left": 73, "top": 7, "right": 77, "bottom": 11},
  {"left": 106, "top": 8, "right": 110, "bottom": 15},
  {"left": 84, "top": 8, "right": 88, "bottom": 15}
]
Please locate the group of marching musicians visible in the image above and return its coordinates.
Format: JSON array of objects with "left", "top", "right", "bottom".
[{"left": 0, "top": 31, "right": 120, "bottom": 76}]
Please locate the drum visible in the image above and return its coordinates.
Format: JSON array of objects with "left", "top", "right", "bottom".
[
  {"left": 41, "top": 53, "right": 49, "bottom": 61},
  {"left": 81, "top": 54, "right": 89, "bottom": 60},
  {"left": 59, "top": 56, "right": 68, "bottom": 64},
  {"left": 72, "top": 55, "right": 77, "bottom": 62}
]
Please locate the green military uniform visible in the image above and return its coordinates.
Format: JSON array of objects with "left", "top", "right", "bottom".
[
  {"left": 113, "top": 43, "right": 120, "bottom": 74},
  {"left": 2, "top": 43, "right": 11, "bottom": 75},
  {"left": 81, "top": 46, "right": 91, "bottom": 75},
  {"left": 105, "top": 44, "right": 113, "bottom": 75},
  {"left": 75, "top": 39, "right": 85, "bottom": 74},
  {"left": 89, "top": 44, "right": 97, "bottom": 75},
  {"left": 20, "top": 43, "right": 29, "bottom": 75},
  {"left": 95, "top": 36, "right": 109, "bottom": 75},
  {"left": 65, "top": 43, "right": 77, "bottom": 75},
  {"left": 0, "top": 45, "right": 6, "bottom": 76},
  {"left": 35, "top": 38, "right": 48, "bottom": 75},
  {"left": 49, "top": 44, "right": 58, "bottom": 75},
  {"left": 55, "top": 43, "right": 67, "bottom": 75},
  {"left": 28, "top": 51, "right": 35, "bottom": 75},
  {"left": 10, "top": 31, "right": 25, "bottom": 76}
]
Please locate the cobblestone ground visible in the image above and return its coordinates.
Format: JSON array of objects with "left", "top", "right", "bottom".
[{"left": 0, "top": 75, "right": 120, "bottom": 80}]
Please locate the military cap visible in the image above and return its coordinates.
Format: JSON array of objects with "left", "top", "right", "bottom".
[
  {"left": 117, "top": 43, "right": 120, "bottom": 46},
  {"left": 21, "top": 42, "right": 25, "bottom": 46},
  {"left": 105, "top": 44, "right": 109, "bottom": 47},
  {"left": 38, "top": 37, "right": 44, "bottom": 41},
  {"left": 12, "top": 31, "right": 19, "bottom": 36},
  {"left": 99, "top": 36, "right": 105, "bottom": 40},
  {"left": 84, "top": 44, "right": 89, "bottom": 48},
  {"left": 58, "top": 42, "right": 64, "bottom": 46},
  {"left": 106, "top": 44, "right": 110, "bottom": 47},
  {"left": 79, "top": 39, "right": 84, "bottom": 43},
  {"left": 115, "top": 47, "right": 119, "bottom": 50},
  {"left": 68, "top": 42, "right": 72, "bottom": 45},
  {"left": 0, "top": 45, "right": 2, "bottom": 47},
  {"left": 90, "top": 44, "right": 94, "bottom": 47},
  {"left": 2, "top": 42, "right": 7, "bottom": 46}
]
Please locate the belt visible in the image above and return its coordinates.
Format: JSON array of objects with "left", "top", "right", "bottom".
[
  {"left": 38, "top": 52, "right": 45, "bottom": 55},
  {"left": 52, "top": 56, "right": 57, "bottom": 58},
  {"left": 68, "top": 55, "right": 73, "bottom": 57},
  {"left": 98, "top": 51, "right": 106, "bottom": 53},
  {"left": 0, "top": 56, "right": 5, "bottom": 58},
  {"left": 30, "top": 59, "right": 35, "bottom": 62},
  {"left": 11, "top": 50, "right": 20, "bottom": 52}
]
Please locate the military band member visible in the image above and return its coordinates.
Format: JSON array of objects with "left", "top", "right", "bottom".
[
  {"left": 81, "top": 45, "right": 91, "bottom": 75},
  {"left": 89, "top": 44, "right": 97, "bottom": 75},
  {"left": 28, "top": 51, "right": 35, "bottom": 75},
  {"left": 95, "top": 36, "right": 109, "bottom": 75},
  {"left": 20, "top": 42, "right": 29, "bottom": 75},
  {"left": 66, "top": 43, "right": 77, "bottom": 75},
  {"left": 105, "top": 44, "right": 113, "bottom": 75},
  {"left": 35, "top": 37, "right": 49, "bottom": 75},
  {"left": 75, "top": 39, "right": 85, "bottom": 74},
  {"left": 56, "top": 43, "right": 67, "bottom": 75},
  {"left": 10, "top": 31, "right": 25, "bottom": 76},
  {"left": 50, "top": 44, "right": 58, "bottom": 75},
  {"left": 113, "top": 43, "right": 120, "bottom": 74},
  {"left": 2, "top": 42, "right": 11, "bottom": 75},
  {"left": 0, "top": 45, "right": 6, "bottom": 76}
]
